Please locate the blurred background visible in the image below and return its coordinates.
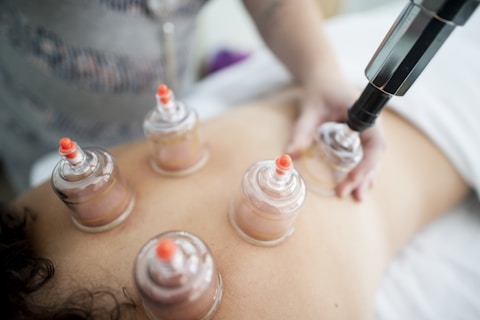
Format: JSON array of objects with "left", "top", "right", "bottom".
[
  {"left": 0, "top": 0, "right": 395, "bottom": 202},
  {"left": 195, "top": 0, "right": 390, "bottom": 67}
]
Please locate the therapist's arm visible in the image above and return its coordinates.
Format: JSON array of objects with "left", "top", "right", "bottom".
[
  {"left": 242, "top": 0, "right": 386, "bottom": 201},
  {"left": 242, "top": 0, "right": 340, "bottom": 94}
]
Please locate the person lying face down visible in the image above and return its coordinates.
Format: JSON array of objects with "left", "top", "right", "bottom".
[{"left": 3, "top": 88, "right": 469, "bottom": 319}]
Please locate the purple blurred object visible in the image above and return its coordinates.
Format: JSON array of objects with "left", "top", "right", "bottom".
[{"left": 206, "top": 49, "right": 251, "bottom": 75}]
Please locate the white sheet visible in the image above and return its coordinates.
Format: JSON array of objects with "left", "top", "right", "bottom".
[
  {"left": 324, "top": 2, "right": 480, "bottom": 201},
  {"left": 375, "top": 192, "right": 480, "bottom": 320},
  {"left": 321, "top": 4, "right": 480, "bottom": 319},
  {"left": 186, "top": 3, "right": 480, "bottom": 319},
  {"left": 30, "top": 2, "right": 480, "bottom": 319}
]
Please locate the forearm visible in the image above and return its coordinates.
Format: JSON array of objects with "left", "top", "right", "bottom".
[{"left": 242, "top": 0, "right": 343, "bottom": 86}]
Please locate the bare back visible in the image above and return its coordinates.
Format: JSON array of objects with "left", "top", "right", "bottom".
[{"left": 16, "top": 88, "right": 468, "bottom": 319}]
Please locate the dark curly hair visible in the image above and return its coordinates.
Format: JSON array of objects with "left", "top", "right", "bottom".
[{"left": 0, "top": 202, "right": 137, "bottom": 319}]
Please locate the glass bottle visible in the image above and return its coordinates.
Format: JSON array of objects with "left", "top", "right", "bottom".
[
  {"left": 296, "top": 122, "right": 363, "bottom": 196},
  {"left": 134, "top": 231, "right": 223, "bottom": 320},
  {"left": 51, "top": 137, "right": 135, "bottom": 232},
  {"left": 229, "top": 154, "right": 306, "bottom": 246},
  {"left": 143, "top": 84, "right": 209, "bottom": 176}
]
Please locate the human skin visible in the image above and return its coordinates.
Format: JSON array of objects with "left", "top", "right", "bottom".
[
  {"left": 14, "top": 88, "right": 468, "bottom": 319},
  {"left": 243, "top": 0, "right": 385, "bottom": 200}
]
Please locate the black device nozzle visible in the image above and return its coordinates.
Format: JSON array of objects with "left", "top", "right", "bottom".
[
  {"left": 347, "top": 83, "right": 392, "bottom": 132},
  {"left": 346, "top": 0, "right": 479, "bottom": 132}
]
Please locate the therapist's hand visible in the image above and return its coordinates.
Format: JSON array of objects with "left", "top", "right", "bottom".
[
  {"left": 286, "top": 79, "right": 386, "bottom": 202},
  {"left": 243, "top": 0, "right": 385, "bottom": 200}
]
